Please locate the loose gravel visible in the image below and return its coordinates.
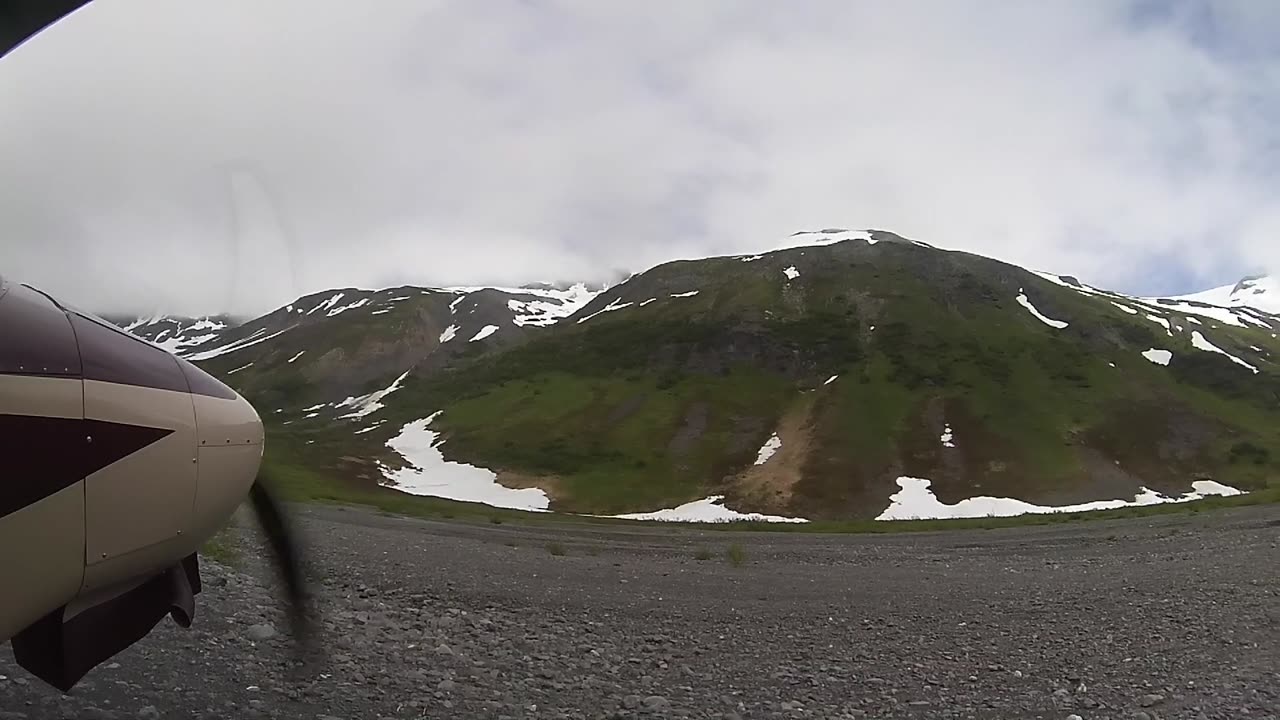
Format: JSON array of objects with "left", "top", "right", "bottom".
[{"left": 2, "top": 504, "right": 1278, "bottom": 719}]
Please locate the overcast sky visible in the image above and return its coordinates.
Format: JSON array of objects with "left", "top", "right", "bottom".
[{"left": 2, "top": 0, "right": 1278, "bottom": 317}]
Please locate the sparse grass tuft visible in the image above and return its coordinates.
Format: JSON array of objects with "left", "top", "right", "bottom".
[
  {"left": 694, "top": 548, "right": 714, "bottom": 561},
  {"left": 725, "top": 543, "right": 746, "bottom": 567},
  {"left": 200, "top": 523, "right": 241, "bottom": 567},
  {"left": 488, "top": 515, "right": 504, "bottom": 525},
  {"left": 546, "top": 542, "right": 567, "bottom": 556}
]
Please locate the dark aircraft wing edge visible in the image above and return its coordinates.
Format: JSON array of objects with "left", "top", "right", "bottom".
[{"left": 0, "top": 0, "right": 94, "bottom": 61}]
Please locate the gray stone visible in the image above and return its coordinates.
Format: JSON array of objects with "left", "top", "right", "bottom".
[{"left": 245, "top": 624, "right": 276, "bottom": 642}]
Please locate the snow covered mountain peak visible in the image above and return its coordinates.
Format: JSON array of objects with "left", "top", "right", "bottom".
[{"left": 1160, "top": 274, "right": 1280, "bottom": 315}]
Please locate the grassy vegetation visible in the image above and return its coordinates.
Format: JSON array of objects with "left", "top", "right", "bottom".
[
  {"left": 725, "top": 543, "right": 747, "bottom": 567},
  {"left": 258, "top": 427, "right": 1278, "bottom": 535},
  {"left": 223, "top": 239, "right": 1278, "bottom": 530},
  {"left": 199, "top": 522, "right": 241, "bottom": 567}
]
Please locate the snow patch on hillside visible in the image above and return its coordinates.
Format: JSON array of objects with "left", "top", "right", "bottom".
[
  {"left": 1145, "top": 299, "right": 1251, "bottom": 328},
  {"left": 940, "top": 425, "right": 955, "bottom": 448},
  {"left": 439, "top": 325, "right": 458, "bottom": 343},
  {"left": 876, "top": 477, "right": 1243, "bottom": 521},
  {"left": 1015, "top": 290, "right": 1068, "bottom": 329},
  {"left": 577, "top": 298, "right": 633, "bottom": 324},
  {"left": 754, "top": 433, "right": 782, "bottom": 465},
  {"left": 337, "top": 370, "right": 410, "bottom": 419},
  {"left": 783, "top": 266, "right": 800, "bottom": 281},
  {"left": 670, "top": 290, "right": 700, "bottom": 298},
  {"left": 1190, "top": 331, "right": 1258, "bottom": 373},
  {"left": 308, "top": 293, "right": 345, "bottom": 316},
  {"left": 186, "top": 326, "right": 292, "bottom": 361},
  {"left": 327, "top": 297, "right": 369, "bottom": 317},
  {"left": 1111, "top": 302, "right": 1138, "bottom": 315},
  {"left": 1146, "top": 314, "right": 1173, "bottom": 336},
  {"left": 382, "top": 412, "right": 550, "bottom": 511},
  {"left": 470, "top": 325, "right": 500, "bottom": 342},
  {"left": 612, "top": 496, "right": 809, "bottom": 523},
  {"left": 288, "top": 351, "right": 306, "bottom": 363},
  {"left": 1142, "top": 348, "right": 1172, "bottom": 366}
]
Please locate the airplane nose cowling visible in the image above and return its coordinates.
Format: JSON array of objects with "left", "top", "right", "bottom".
[{"left": 175, "top": 357, "right": 265, "bottom": 543}]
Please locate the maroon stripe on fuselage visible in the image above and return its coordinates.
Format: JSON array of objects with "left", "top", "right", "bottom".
[{"left": 0, "top": 414, "right": 174, "bottom": 519}]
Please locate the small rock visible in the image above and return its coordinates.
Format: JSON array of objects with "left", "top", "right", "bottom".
[
  {"left": 1140, "top": 694, "right": 1165, "bottom": 708},
  {"left": 1067, "top": 715, "right": 1083, "bottom": 720},
  {"left": 642, "top": 696, "right": 671, "bottom": 712},
  {"left": 438, "top": 679, "right": 457, "bottom": 692},
  {"left": 246, "top": 624, "right": 276, "bottom": 642},
  {"left": 137, "top": 708, "right": 160, "bottom": 720}
]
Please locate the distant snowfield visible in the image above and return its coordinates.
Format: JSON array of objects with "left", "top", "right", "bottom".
[
  {"left": 612, "top": 496, "right": 809, "bottom": 523},
  {"left": 382, "top": 413, "right": 550, "bottom": 511},
  {"left": 185, "top": 326, "right": 292, "bottom": 361},
  {"left": 780, "top": 229, "right": 875, "bottom": 250},
  {"left": 1034, "top": 269, "right": 1277, "bottom": 331},
  {"left": 503, "top": 283, "right": 598, "bottom": 327},
  {"left": 436, "top": 282, "right": 600, "bottom": 328},
  {"left": 1160, "top": 274, "right": 1280, "bottom": 316},
  {"left": 876, "top": 477, "right": 1244, "bottom": 521}
]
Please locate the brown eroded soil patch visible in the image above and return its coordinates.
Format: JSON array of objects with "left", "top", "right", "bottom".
[
  {"left": 725, "top": 394, "right": 817, "bottom": 514},
  {"left": 496, "top": 470, "right": 566, "bottom": 503}
]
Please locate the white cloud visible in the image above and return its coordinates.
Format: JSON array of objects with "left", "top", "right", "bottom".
[{"left": 1, "top": 0, "right": 1277, "bottom": 316}]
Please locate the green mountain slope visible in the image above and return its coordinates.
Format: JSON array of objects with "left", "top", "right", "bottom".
[{"left": 248, "top": 230, "right": 1279, "bottom": 520}]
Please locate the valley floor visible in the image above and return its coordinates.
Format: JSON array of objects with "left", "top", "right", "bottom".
[{"left": 3, "top": 505, "right": 1278, "bottom": 719}]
